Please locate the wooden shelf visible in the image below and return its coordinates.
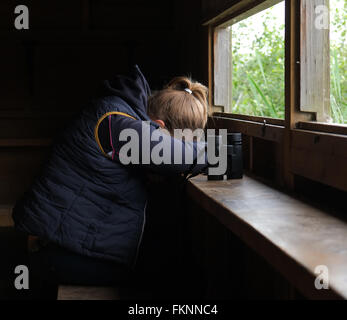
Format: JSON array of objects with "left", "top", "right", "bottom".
[{"left": 187, "top": 175, "right": 347, "bottom": 300}]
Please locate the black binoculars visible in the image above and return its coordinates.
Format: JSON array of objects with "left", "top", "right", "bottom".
[{"left": 207, "top": 133, "right": 243, "bottom": 181}]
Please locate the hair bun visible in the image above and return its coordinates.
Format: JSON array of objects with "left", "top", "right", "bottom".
[
  {"left": 166, "top": 76, "right": 208, "bottom": 105},
  {"left": 166, "top": 77, "right": 192, "bottom": 91},
  {"left": 148, "top": 76, "right": 209, "bottom": 134}
]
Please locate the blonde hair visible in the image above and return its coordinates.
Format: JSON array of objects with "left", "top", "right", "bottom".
[{"left": 147, "top": 77, "right": 208, "bottom": 134}]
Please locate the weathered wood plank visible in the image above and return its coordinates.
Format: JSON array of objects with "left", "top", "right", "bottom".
[
  {"left": 214, "top": 27, "right": 232, "bottom": 111},
  {"left": 291, "top": 129, "right": 347, "bottom": 192},
  {"left": 187, "top": 175, "right": 347, "bottom": 299},
  {"left": 213, "top": 112, "right": 285, "bottom": 126},
  {"left": 210, "top": 116, "right": 284, "bottom": 143},
  {"left": 300, "top": 0, "right": 330, "bottom": 122},
  {"left": 297, "top": 122, "right": 347, "bottom": 136},
  {"left": 57, "top": 285, "right": 120, "bottom": 300},
  {"left": 202, "top": 0, "right": 281, "bottom": 26}
]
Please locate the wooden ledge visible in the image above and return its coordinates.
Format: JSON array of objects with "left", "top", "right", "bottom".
[
  {"left": 186, "top": 175, "right": 347, "bottom": 300},
  {"left": 57, "top": 285, "right": 120, "bottom": 300}
]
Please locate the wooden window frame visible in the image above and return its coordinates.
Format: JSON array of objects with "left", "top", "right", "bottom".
[
  {"left": 206, "top": 0, "right": 347, "bottom": 192},
  {"left": 208, "top": 0, "right": 286, "bottom": 121}
]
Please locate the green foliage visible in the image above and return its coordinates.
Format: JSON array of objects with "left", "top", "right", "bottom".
[
  {"left": 330, "top": 0, "right": 347, "bottom": 124},
  {"left": 231, "top": 4, "right": 285, "bottom": 119},
  {"left": 231, "top": 0, "right": 346, "bottom": 123}
]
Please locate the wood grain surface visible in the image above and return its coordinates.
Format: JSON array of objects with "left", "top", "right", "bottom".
[{"left": 187, "top": 175, "right": 347, "bottom": 299}]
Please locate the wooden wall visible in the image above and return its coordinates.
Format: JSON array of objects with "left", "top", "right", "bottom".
[
  {"left": 201, "top": 0, "right": 241, "bottom": 22},
  {"left": 0, "top": 0, "right": 179, "bottom": 125},
  {"left": 0, "top": 0, "right": 205, "bottom": 203}
]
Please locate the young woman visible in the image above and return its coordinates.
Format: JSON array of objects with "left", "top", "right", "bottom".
[{"left": 12, "top": 65, "right": 209, "bottom": 293}]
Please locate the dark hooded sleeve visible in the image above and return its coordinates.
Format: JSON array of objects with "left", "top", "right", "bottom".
[{"left": 105, "top": 115, "right": 208, "bottom": 176}]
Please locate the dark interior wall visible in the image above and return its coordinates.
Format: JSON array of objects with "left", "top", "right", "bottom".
[
  {"left": 0, "top": 0, "right": 205, "bottom": 203},
  {"left": 172, "top": 0, "right": 208, "bottom": 84},
  {"left": 0, "top": 0, "right": 283, "bottom": 203},
  {"left": 0, "top": 0, "right": 208, "bottom": 137},
  {"left": 0, "top": 0, "right": 178, "bottom": 135}
]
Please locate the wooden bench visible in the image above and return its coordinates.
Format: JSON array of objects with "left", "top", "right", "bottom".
[
  {"left": 0, "top": 205, "right": 14, "bottom": 227},
  {"left": 25, "top": 237, "right": 121, "bottom": 300},
  {"left": 186, "top": 175, "right": 347, "bottom": 300},
  {"left": 57, "top": 285, "right": 120, "bottom": 300}
]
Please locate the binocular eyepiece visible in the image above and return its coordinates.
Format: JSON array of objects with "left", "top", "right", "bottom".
[{"left": 207, "top": 133, "right": 243, "bottom": 181}]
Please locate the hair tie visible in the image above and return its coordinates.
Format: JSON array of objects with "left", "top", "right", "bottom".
[{"left": 184, "top": 88, "right": 192, "bottom": 94}]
